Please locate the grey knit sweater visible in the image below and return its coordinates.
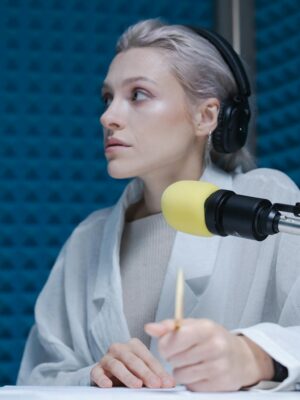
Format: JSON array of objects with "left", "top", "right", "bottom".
[{"left": 120, "top": 213, "right": 176, "bottom": 348}]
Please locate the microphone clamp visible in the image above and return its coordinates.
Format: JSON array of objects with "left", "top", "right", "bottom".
[{"left": 205, "top": 190, "right": 300, "bottom": 241}]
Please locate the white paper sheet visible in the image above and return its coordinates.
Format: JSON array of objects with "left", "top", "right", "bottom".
[{"left": 0, "top": 386, "right": 299, "bottom": 400}]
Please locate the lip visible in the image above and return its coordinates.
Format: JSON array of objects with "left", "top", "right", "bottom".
[{"left": 105, "top": 137, "right": 131, "bottom": 149}]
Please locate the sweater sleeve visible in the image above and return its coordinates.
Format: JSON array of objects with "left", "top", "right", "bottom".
[
  {"left": 17, "top": 242, "right": 96, "bottom": 386},
  {"left": 234, "top": 235, "right": 300, "bottom": 391},
  {"left": 231, "top": 168, "right": 300, "bottom": 390},
  {"left": 234, "top": 323, "right": 300, "bottom": 391},
  {"left": 17, "top": 326, "right": 95, "bottom": 386}
]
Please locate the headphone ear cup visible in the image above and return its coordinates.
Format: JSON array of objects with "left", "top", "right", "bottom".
[
  {"left": 211, "top": 101, "right": 231, "bottom": 153},
  {"left": 212, "top": 100, "right": 250, "bottom": 153}
]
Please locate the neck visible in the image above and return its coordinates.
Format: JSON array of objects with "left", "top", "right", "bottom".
[{"left": 127, "top": 156, "right": 205, "bottom": 221}]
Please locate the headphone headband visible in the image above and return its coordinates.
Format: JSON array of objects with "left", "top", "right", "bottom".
[
  {"left": 185, "top": 25, "right": 251, "bottom": 153},
  {"left": 187, "top": 27, "right": 251, "bottom": 98}
]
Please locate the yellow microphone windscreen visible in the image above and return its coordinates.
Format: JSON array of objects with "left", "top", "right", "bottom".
[{"left": 161, "top": 180, "right": 219, "bottom": 236}]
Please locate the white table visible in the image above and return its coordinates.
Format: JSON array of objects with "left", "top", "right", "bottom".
[{"left": 1, "top": 386, "right": 300, "bottom": 400}]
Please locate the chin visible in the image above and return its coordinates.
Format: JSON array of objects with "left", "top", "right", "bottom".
[{"left": 107, "top": 165, "right": 135, "bottom": 180}]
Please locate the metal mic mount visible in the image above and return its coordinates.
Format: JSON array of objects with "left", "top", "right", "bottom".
[
  {"left": 205, "top": 190, "right": 300, "bottom": 241},
  {"left": 273, "top": 203, "right": 300, "bottom": 236}
]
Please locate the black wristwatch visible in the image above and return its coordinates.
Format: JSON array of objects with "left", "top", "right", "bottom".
[{"left": 272, "top": 359, "right": 288, "bottom": 382}]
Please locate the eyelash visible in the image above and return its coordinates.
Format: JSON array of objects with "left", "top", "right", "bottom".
[
  {"left": 102, "top": 93, "right": 112, "bottom": 107},
  {"left": 131, "top": 88, "right": 150, "bottom": 101},
  {"left": 102, "top": 88, "right": 151, "bottom": 107}
]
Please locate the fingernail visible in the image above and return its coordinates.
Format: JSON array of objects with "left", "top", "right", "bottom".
[
  {"left": 149, "top": 377, "right": 161, "bottom": 388},
  {"left": 132, "top": 378, "right": 143, "bottom": 388},
  {"left": 162, "top": 377, "right": 175, "bottom": 387},
  {"left": 99, "top": 378, "right": 112, "bottom": 387}
]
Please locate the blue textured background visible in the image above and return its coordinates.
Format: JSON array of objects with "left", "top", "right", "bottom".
[
  {"left": 0, "top": 0, "right": 213, "bottom": 385},
  {"left": 1, "top": 0, "right": 300, "bottom": 387},
  {"left": 256, "top": 0, "right": 300, "bottom": 185}
]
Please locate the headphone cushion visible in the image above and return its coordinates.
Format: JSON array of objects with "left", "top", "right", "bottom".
[
  {"left": 212, "top": 100, "right": 250, "bottom": 153},
  {"left": 212, "top": 101, "right": 232, "bottom": 153}
]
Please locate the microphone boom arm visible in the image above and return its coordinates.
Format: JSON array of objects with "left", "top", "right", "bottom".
[
  {"left": 205, "top": 190, "right": 300, "bottom": 241},
  {"left": 278, "top": 215, "right": 300, "bottom": 235}
]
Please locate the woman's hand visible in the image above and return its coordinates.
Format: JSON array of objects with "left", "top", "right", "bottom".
[
  {"left": 145, "top": 319, "right": 274, "bottom": 392},
  {"left": 90, "top": 338, "right": 175, "bottom": 389}
]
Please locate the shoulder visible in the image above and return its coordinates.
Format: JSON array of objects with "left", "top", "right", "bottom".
[
  {"left": 76, "top": 207, "right": 113, "bottom": 231},
  {"left": 232, "top": 168, "right": 299, "bottom": 203},
  {"left": 65, "top": 206, "right": 113, "bottom": 248},
  {"left": 234, "top": 168, "right": 298, "bottom": 189},
  {"left": 57, "top": 178, "right": 142, "bottom": 255}
]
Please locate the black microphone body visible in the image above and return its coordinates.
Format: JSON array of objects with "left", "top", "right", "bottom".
[
  {"left": 205, "top": 190, "right": 281, "bottom": 241},
  {"left": 161, "top": 180, "right": 300, "bottom": 241}
]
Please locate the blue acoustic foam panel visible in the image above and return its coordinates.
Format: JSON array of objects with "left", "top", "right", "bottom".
[
  {"left": 0, "top": 0, "right": 213, "bottom": 385},
  {"left": 255, "top": 0, "right": 300, "bottom": 187}
]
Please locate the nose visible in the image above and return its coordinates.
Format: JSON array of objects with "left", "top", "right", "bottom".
[{"left": 100, "top": 101, "right": 125, "bottom": 131}]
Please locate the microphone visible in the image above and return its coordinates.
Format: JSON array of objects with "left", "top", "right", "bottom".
[{"left": 161, "top": 181, "right": 300, "bottom": 241}]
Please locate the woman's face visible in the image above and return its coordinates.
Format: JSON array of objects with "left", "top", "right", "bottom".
[{"left": 100, "top": 47, "right": 204, "bottom": 180}]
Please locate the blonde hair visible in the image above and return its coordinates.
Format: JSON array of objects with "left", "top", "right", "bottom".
[{"left": 117, "top": 19, "right": 255, "bottom": 172}]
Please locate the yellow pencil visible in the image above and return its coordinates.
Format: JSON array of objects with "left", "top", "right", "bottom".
[{"left": 174, "top": 269, "right": 184, "bottom": 330}]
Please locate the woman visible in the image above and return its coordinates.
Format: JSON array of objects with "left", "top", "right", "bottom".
[{"left": 17, "top": 19, "right": 300, "bottom": 391}]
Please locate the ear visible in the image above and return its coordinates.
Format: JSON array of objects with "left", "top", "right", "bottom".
[{"left": 194, "top": 98, "right": 220, "bottom": 138}]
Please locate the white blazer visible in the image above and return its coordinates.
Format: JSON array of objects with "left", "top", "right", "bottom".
[{"left": 17, "top": 164, "right": 300, "bottom": 391}]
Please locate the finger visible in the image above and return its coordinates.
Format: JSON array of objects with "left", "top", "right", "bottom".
[
  {"left": 101, "top": 354, "right": 143, "bottom": 388},
  {"left": 187, "top": 376, "right": 241, "bottom": 392},
  {"left": 128, "top": 339, "right": 175, "bottom": 388},
  {"left": 90, "top": 364, "right": 113, "bottom": 388},
  {"left": 145, "top": 318, "right": 207, "bottom": 338},
  {"left": 108, "top": 342, "right": 164, "bottom": 388},
  {"left": 187, "top": 379, "right": 217, "bottom": 392},
  {"left": 145, "top": 320, "right": 176, "bottom": 337},
  {"left": 168, "top": 341, "right": 221, "bottom": 368},
  {"left": 174, "top": 359, "right": 223, "bottom": 385},
  {"left": 158, "top": 319, "right": 219, "bottom": 360},
  {"left": 117, "top": 349, "right": 162, "bottom": 388}
]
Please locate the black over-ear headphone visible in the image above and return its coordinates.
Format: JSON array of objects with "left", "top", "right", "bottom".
[{"left": 186, "top": 26, "right": 251, "bottom": 153}]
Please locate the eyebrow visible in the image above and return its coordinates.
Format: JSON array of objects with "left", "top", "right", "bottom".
[{"left": 102, "top": 76, "right": 157, "bottom": 91}]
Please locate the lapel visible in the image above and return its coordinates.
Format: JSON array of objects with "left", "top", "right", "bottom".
[
  {"left": 89, "top": 179, "right": 144, "bottom": 358},
  {"left": 150, "top": 164, "right": 234, "bottom": 363},
  {"left": 88, "top": 164, "right": 233, "bottom": 363}
]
